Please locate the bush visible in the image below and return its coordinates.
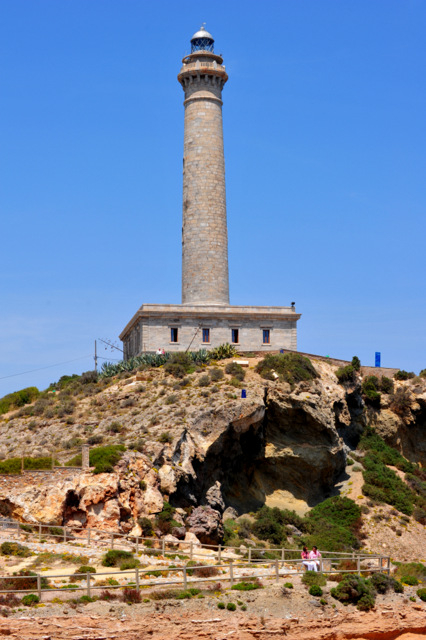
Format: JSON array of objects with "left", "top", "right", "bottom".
[
  {"left": 198, "top": 375, "right": 210, "bottom": 387},
  {"left": 0, "top": 542, "right": 31, "bottom": 557},
  {"left": 390, "top": 387, "right": 412, "bottom": 418},
  {"left": 394, "top": 370, "right": 415, "bottom": 381},
  {"left": 99, "top": 589, "right": 120, "bottom": 601},
  {"left": 369, "top": 573, "right": 403, "bottom": 594},
  {"left": 351, "top": 356, "right": 361, "bottom": 371},
  {"left": 102, "top": 550, "right": 133, "bottom": 567},
  {"left": 284, "top": 582, "right": 293, "bottom": 589},
  {"left": 394, "top": 562, "right": 426, "bottom": 583},
  {"left": 120, "top": 558, "right": 140, "bottom": 571},
  {"left": 138, "top": 517, "right": 154, "bottom": 536},
  {"left": 158, "top": 431, "right": 173, "bottom": 443},
  {"left": 210, "top": 368, "right": 224, "bottom": 382},
  {"left": 0, "top": 594, "right": 20, "bottom": 607},
  {"left": 164, "top": 353, "right": 193, "bottom": 378},
  {"left": 256, "top": 353, "right": 318, "bottom": 386},
  {"left": 362, "top": 376, "right": 381, "bottom": 405},
  {"left": 358, "top": 427, "right": 414, "bottom": 473},
  {"left": 420, "top": 369, "right": 426, "bottom": 379},
  {"left": 380, "top": 376, "right": 394, "bottom": 394},
  {"left": 0, "top": 571, "right": 49, "bottom": 592},
  {"left": 217, "top": 601, "right": 225, "bottom": 609},
  {"left": 66, "top": 444, "right": 126, "bottom": 474},
  {"left": 252, "top": 505, "right": 306, "bottom": 545},
  {"left": 73, "top": 566, "right": 96, "bottom": 580},
  {"left": 335, "top": 365, "right": 357, "bottom": 385},
  {"left": 227, "top": 602, "right": 237, "bottom": 611},
  {"left": 87, "top": 435, "right": 103, "bottom": 445},
  {"left": 417, "top": 588, "right": 426, "bottom": 602},
  {"left": 122, "top": 587, "right": 141, "bottom": 604},
  {"left": 362, "top": 454, "right": 414, "bottom": 515},
  {"left": 231, "top": 581, "right": 262, "bottom": 591},
  {"left": 302, "top": 572, "right": 327, "bottom": 588},
  {"left": 330, "top": 575, "right": 375, "bottom": 610},
  {"left": 304, "top": 496, "right": 362, "bottom": 552},
  {"left": 309, "top": 585, "right": 323, "bottom": 597},
  {"left": 21, "top": 594, "right": 40, "bottom": 607},
  {"left": 0, "top": 387, "right": 39, "bottom": 415},
  {"left": 225, "top": 362, "right": 245, "bottom": 381},
  {"left": 194, "top": 565, "right": 221, "bottom": 578},
  {"left": 155, "top": 501, "right": 179, "bottom": 535},
  {"left": 209, "top": 343, "right": 237, "bottom": 360}
]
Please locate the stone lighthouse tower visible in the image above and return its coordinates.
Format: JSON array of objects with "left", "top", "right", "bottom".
[
  {"left": 120, "top": 26, "right": 300, "bottom": 357},
  {"left": 178, "top": 26, "right": 229, "bottom": 306}
]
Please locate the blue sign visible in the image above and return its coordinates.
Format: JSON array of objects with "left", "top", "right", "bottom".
[
  {"left": 241, "top": 389, "right": 247, "bottom": 399},
  {"left": 375, "top": 352, "right": 381, "bottom": 368}
]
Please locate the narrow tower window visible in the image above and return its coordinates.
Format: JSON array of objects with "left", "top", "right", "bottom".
[
  {"left": 171, "top": 328, "right": 178, "bottom": 343},
  {"left": 231, "top": 329, "right": 239, "bottom": 344},
  {"left": 202, "top": 328, "right": 210, "bottom": 343},
  {"left": 262, "top": 329, "right": 270, "bottom": 344}
]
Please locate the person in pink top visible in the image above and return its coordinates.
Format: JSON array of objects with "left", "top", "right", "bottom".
[
  {"left": 308, "top": 546, "right": 322, "bottom": 572},
  {"left": 301, "top": 546, "right": 315, "bottom": 571}
]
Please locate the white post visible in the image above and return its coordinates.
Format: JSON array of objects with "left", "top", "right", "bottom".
[
  {"left": 190, "top": 541, "right": 193, "bottom": 560},
  {"left": 275, "top": 559, "right": 279, "bottom": 582},
  {"left": 86, "top": 573, "right": 91, "bottom": 598},
  {"left": 183, "top": 566, "right": 187, "bottom": 590},
  {"left": 230, "top": 559, "right": 234, "bottom": 588}
]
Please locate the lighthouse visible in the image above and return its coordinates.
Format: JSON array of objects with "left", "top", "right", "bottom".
[{"left": 120, "top": 26, "right": 300, "bottom": 357}]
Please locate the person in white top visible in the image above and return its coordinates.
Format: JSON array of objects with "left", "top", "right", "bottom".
[{"left": 308, "top": 546, "right": 322, "bottom": 572}]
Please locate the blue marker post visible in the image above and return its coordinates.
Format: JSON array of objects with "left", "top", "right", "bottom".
[
  {"left": 241, "top": 389, "right": 247, "bottom": 399},
  {"left": 375, "top": 352, "right": 381, "bottom": 368}
]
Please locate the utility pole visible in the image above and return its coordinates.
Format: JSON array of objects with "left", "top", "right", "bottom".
[{"left": 94, "top": 340, "right": 98, "bottom": 372}]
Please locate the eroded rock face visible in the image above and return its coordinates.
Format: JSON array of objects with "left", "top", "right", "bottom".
[{"left": 187, "top": 506, "right": 224, "bottom": 545}]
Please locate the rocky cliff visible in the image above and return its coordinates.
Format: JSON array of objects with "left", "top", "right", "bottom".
[{"left": 0, "top": 355, "right": 424, "bottom": 538}]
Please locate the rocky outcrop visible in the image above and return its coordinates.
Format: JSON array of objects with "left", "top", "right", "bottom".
[{"left": 187, "top": 506, "right": 224, "bottom": 545}]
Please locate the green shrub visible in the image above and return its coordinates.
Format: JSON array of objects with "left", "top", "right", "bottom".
[
  {"left": 231, "top": 581, "right": 262, "bottom": 591},
  {"left": 369, "top": 573, "right": 403, "bottom": 594},
  {"left": 209, "top": 343, "right": 236, "bottom": 360},
  {"left": 335, "top": 365, "right": 357, "bottom": 385},
  {"left": 0, "top": 387, "right": 39, "bottom": 415},
  {"left": 394, "top": 370, "right": 415, "bottom": 381},
  {"left": 198, "top": 375, "right": 210, "bottom": 387},
  {"left": 419, "top": 369, "right": 426, "bottom": 379},
  {"left": 164, "top": 353, "right": 193, "bottom": 378},
  {"left": 401, "top": 575, "right": 418, "bottom": 586},
  {"left": 330, "top": 575, "right": 375, "bottom": 610},
  {"left": 358, "top": 427, "right": 414, "bottom": 473},
  {"left": 351, "top": 356, "right": 361, "bottom": 371},
  {"left": 209, "top": 368, "right": 224, "bottom": 382},
  {"left": 362, "top": 376, "right": 381, "bottom": 405},
  {"left": 102, "top": 549, "right": 133, "bottom": 567},
  {"left": 304, "top": 496, "right": 362, "bottom": 552},
  {"left": 302, "top": 572, "right": 327, "bottom": 588},
  {"left": 138, "top": 517, "right": 153, "bottom": 536},
  {"left": 217, "top": 601, "right": 225, "bottom": 609},
  {"left": 417, "top": 588, "right": 426, "bottom": 602},
  {"left": 73, "top": 566, "right": 96, "bottom": 580},
  {"left": 225, "top": 362, "right": 245, "bottom": 381},
  {"left": 120, "top": 558, "right": 140, "bottom": 571},
  {"left": 227, "top": 602, "right": 237, "bottom": 611},
  {"left": 158, "top": 431, "right": 173, "bottom": 443},
  {"left": 252, "top": 505, "right": 306, "bottom": 545},
  {"left": 0, "top": 570, "right": 49, "bottom": 592},
  {"left": 380, "top": 376, "right": 394, "bottom": 394},
  {"left": 0, "top": 542, "right": 31, "bottom": 557},
  {"left": 256, "top": 353, "right": 318, "bottom": 386},
  {"left": 21, "top": 593, "right": 40, "bottom": 607},
  {"left": 49, "top": 527, "right": 64, "bottom": 537},
  {"left": 284, "top": 582, "right": 293, "bottom": 588},
  {"left": 66, "top": 444, "right": 125, "bottom": 473},
  {"left": 394, "top": 562, "right": 426, "bottom": 583},
  {"left": 309, "top": 585, "right": 323, "bottom": 597},
  {"left": 362, "top": 454, "right": 414, "bottom": 515}
]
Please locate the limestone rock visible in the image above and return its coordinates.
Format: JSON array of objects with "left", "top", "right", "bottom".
[
  {"left": 171, "top": 526, "right": 186, "bottom": 540},
  {"left": 187, "top": 506, "right": 224, "bottom": 545},
  {"left": 205, "top": 481, "right": 225, "bottom": 513}
]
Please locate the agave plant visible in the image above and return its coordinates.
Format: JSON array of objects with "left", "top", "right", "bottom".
[{"left": 209, "top": 343, "right": 237, "bottom": 360}]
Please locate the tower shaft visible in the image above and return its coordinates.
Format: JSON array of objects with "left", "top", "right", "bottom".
[{"left": 178, "top": 46, "right": 229, "bottom": 306}]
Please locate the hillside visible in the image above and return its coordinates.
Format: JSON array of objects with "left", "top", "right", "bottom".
[{"left": 0, "top": 351, "right": 425, "bottom": 560}]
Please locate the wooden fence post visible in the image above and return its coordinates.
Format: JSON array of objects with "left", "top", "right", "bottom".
[
  {"left": 357, "top": 556, "right": 361, "bottom": 576},
  {"left": 218, "top": 544, "right": 222, "bottom": 563},
  {"left": 281, "top": 548, "right": 285, "bottom": 564},
  {"left": 136, "top": 537, "right": 139, "bottom": 555},
  {"left": 183, "top": 566, "right": 187, "bottom": 590},
  {"left": 190, "top": 541, "right": 193, "bottom": 560},
  {"left": 86, "top": 573, "right": 91, "bottom": 598},
  {"left": 87, "top": 528, "right": 91, "bottom": 545},
  {"left": 275, "top": 559, "right": 279, "bottom": 582},
  {"left": 63, "top": 527, "right": 67, "bottom": 543},
  {"left": 162, "top": 538, "right": 165, "bottom": 556},
  {"left": 37, "top": 574, "right": 41, "bottom": 599},
  {"left": 230, "top": 560, "right": 234, "bottom": 588},
  {"left": 387, "top": 556, "right": 390, "bottom": 575},
  {"left": 39, "top": 524, "right": 42, "bottom": 542},
  {"left": 248, "top": 547, "right": 251, "bottom": 563},
  {"left": 136, "top": 567, "right": 140, "bottom": 591},
  {"left": 111, "top": 533, "right": 114, "bottom": 549}
]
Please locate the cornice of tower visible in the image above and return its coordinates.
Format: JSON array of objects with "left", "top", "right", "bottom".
[{"left": 178, "top": 52, "right": 228, "bottom": 89}]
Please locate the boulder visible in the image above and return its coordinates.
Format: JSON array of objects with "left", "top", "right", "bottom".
[
  {"left": 171, "top": 526, "right": 186, "bottom": 540},
  {"left": 223, "top": 506, "right": 238, "bottom": 521},
  {"left": 187, "top": 506, "right": 224, "bottom": 545},
  {"left": 205, "top": 481, "right": 225, "bottom": 513}
]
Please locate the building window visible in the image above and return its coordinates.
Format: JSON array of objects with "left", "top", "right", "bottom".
[
  {"left": 170, "top": 328, "right": 178, "bottom": 343},
  {"left": 231, "top": 329, "right": 239, "bottom": 344},
  {"left": 202, "top": 328, "right": 210, "bottom": 343},
  {"left": 262, "top": 329, "right": 270, "bottom": 344}
]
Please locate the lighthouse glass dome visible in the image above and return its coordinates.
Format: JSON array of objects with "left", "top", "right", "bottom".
[{"left": 190, "top": 26, "right": 214, "bottom": 52}]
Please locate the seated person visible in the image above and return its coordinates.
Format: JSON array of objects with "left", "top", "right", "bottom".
[{"left": 308, "top": 545, "right": 322, "bottom": 572}]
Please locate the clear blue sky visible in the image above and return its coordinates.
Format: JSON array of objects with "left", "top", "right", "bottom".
[{"left": 1, "top": 0, "right": 425, "bottom": 396}]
